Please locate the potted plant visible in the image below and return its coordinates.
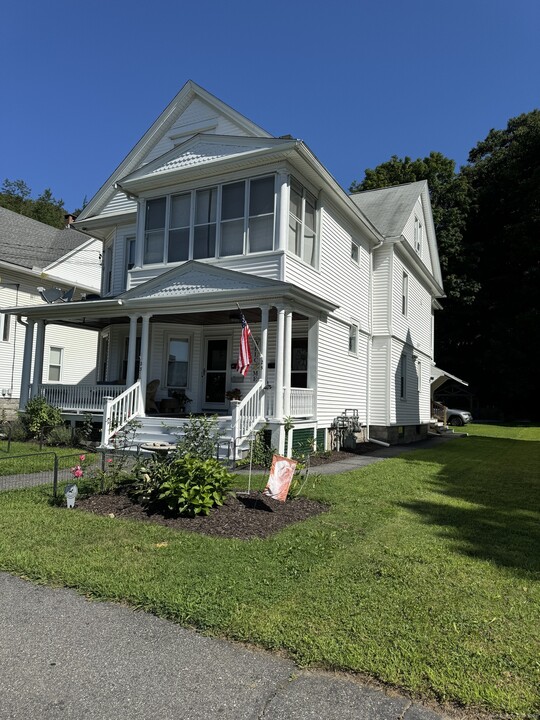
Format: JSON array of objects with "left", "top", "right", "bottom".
[
  {"left": 170, "top": 389, "right": 192, "bottom": 413},
  {"left": 225, "top": 388, "right": 242, "bottom": 402}
]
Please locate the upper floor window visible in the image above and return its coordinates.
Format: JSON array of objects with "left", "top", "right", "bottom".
[
  {"left": 0, "top": 313, "right": 10, "bottom": 342},
  {"left": 124, "top": 236, "right": 135, "bottom": 289},
  {"left": 103, "top": 244, "right": 113, "bottom": 294},
  {"left": 143, "top": 176, "right": 275, "bottom": 265},
  {"left": 414, "top": 216, "right": 423, "bottom": 254},
  {"left": 348, "top": 323, "right": 359, "bottom": 355},
  {"left": 288, "top": 179, "right": 317, "bottom": 267},
  {"left": 351, "top": 240, "right": 360, "bottom": 265},
  {"left": 402, "top": 272, "right": 409, "bottom": 316}
]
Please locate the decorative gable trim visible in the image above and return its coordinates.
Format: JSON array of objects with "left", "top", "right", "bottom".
[{"left": 75, "top": 80, "right": 273, "bottom": 224}]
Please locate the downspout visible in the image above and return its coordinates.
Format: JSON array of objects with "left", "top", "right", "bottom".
[{"left": 366, "top": 239, "right": 390, "bottom": 447}]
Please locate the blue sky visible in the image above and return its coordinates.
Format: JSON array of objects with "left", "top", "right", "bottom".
[{"left": 1, "top": 0, "right": 538, "bottom": 213}]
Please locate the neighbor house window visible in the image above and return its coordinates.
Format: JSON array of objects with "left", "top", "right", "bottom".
[
  {"left": 402, "top": 272, "right": 409, "bottom": 315},
  {"left": 414, "top": 216, "right": 423, "bottom": 254},
  {"left": 0, "top": 313, "right": 10, "bottom": 342},
  {"left": 288, "top": 178, "right": 317, "bottom": 267},
  {"left": 142, "top": 175, "right": 275, "bottom": 265},
  {"left": 167, "top": 338, "right": 190, "bottom": 388},
  {"left": 48, "top": 347, "right": 63, "bottom": 382},
  {"left": 348, "top": 324, "right": 359, "bottom": 355},
  {"left": 400, "top": 354, "right": 407, "bottom": 399}
]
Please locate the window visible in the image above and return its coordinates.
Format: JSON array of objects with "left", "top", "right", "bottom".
[
  {"left": 417, "top": 359, "right": 422, "bottom": 392},
  {"left": 288, "top": 179, "right": 317, "bottom": 266},
  {"left": 351, "top": 240, "right": 359, "bottom": 264},
  {"left": 48, "top": 347, "right": 63, "bottom": 382},
  {"left": 348, "top": 324, "right": 359, "bottom": 355},
  {"left": 124, "top": 236, "right": 136, "bottom": 289},
  {"left": 167, "top": 338, "right": 189, "bottom": 388},
  {"left": 400, "top": 354, "right": 407, "bottom": 399},
  {"left": 402, "top": 272, "right": 408, "bottom": 315},
  {"left": 99, "top": 335, "right": 109, "bottom": 382},
  {"left": 142, "top": 176, "right": 275, "bottom": 265},
  {"left": 291, "top": 337, "right": 308, "bottom": 388},
  {"left": 0, "top": 313, "right": 10, "bottom": 342},
  {"left": 103, "top": 244, "right": 113, "bottom": 294},
  {"left": 414, "top": 217, "right": 423, "bottom": 254}
]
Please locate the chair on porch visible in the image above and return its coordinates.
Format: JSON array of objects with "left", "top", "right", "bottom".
[{"left": 146, "top": 379, "right": 160, "bottom": 414}]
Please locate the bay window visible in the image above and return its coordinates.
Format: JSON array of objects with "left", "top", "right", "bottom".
[{"left": 142, "top": 175, "right": 275, "bottom": 265}]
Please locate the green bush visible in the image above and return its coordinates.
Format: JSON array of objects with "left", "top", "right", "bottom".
[
  {"left": 132, "top": 455, "right": 233, "bottom": 517},
  {"left": 171, "top": 414, "right": 223, "bottom": 460},
  {"left": 22, "top": 396, "right": 62, "bottom": 438},
  {"left": 46, "top": 424, "right": 73, "bottom": 447}
]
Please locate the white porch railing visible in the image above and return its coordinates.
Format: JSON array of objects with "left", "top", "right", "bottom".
[
  {"left": 230, "top": 379, "right": 265, "bottom": 451},
  {"left": 37, "top": 384, "right": 126, "bottom": 412},
  {"left": 265, "top": 387, "right": 315, "bottom": 418},
  {"left": 101, "top": 381, "right": 145, "bottom": 447}
]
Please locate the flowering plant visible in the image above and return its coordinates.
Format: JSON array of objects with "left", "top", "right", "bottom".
[
  {"left": 70, "top": 454, "right": 87, "bottom": 479},
  {"left": 225, "top": 388, "right": 242, "bottom": 401}
]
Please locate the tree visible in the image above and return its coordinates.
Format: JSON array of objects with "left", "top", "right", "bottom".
[
  {"left": 0, "top": 179, "right": 66, "bottom": 229},
  {"left": 460, "top": 110, "right": 540, "bottom": 418}
]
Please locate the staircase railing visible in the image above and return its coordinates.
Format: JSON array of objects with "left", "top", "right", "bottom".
[
  {"left": 101, "top": 381, "right": 144, "bottom": 447},
  {"left": 432, "top": 400, "right": 447, "bottom": 425},
  {"left": 230, "top": 379, "right": 265, "bottom": 454}
]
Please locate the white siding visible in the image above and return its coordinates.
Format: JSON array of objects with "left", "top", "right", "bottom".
[
  {"left": 372, "top": 244, "right": 392, "bottom": 336},
  {"left": 44, "top": 239, "right": 102, "bottom": 292},
  {"left": 369, "top": 338, "right": 389, "bottom": 426},
  {"left": 392, "top": 253, "right": 432, "bottom": 353},
  {"left": 401, "top": 197, "right": 435, "bottom": 276},
  {"left": 99, "top": 191, "right": 137, "bottom": 218},
  {"left": 43, "top": 325, "right": 98, "bottom": 385},
  {"left": 389, "top": 339, "right": 431, "bottom": 425}
]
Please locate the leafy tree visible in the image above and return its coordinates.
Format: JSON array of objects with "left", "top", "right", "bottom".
[{"left": 0, "top": 179, "right": 66, "bottom": 228}]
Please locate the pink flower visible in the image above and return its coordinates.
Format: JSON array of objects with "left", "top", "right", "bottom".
[
  {"left": 71, "top": 465, "right": 83, "bottom": 478},
  {"left": 79, "top": 455, "right": 86, "bottom": 462},
  {"left": 107, "top": 458, "right": 113, "bottom": 464}
]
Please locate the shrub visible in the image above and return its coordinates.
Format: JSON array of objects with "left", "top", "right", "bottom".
[
  {"left": 132, "top": 455, "right": 234, "bottom": 517},
  {"left": 47, "top": 424, "right": 73, "bottom": 447},
  {"left": 172, "top": 414, "right": 223, "bottom": 460},
  {"left": 22, "top": 396, "right": 62, "bottom": 438}
]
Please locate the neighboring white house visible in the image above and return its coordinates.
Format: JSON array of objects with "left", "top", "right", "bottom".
[
  {"left": 0, "top": 207, "right": 102, "bottom": 417},
  {"left": 7, "top": 80, "right": 447, "bottom": 453}
]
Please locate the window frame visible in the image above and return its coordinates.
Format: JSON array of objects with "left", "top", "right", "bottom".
[
  {"left": 348, "top": 323, "right": 359, "bottom": 356},
  {"left": 399, "top": 354, "right": 407, "bottom": 400},
  {"left": 414, "top": 216, "right": 423, "bottom": 254},
  {"left": 142, "top": 174, "right": 276, "bottom": 266},
  {"left": 0, "top": 313, "right": 11, "bottom": 342},
  {"left": 350, "top": 240, "right": 360, "bottom": 265},
  {"left": 288, "top": 177, "right": 318, "bottom": 268},
  {"left": 47, "top": 346, "right": 64, "bottom": 383},
  {"left": 165, "top": 336, "right": 191, "bottom": 391},
  {"left": 402, "top": 272, "right": 409, "bottom": 316}
]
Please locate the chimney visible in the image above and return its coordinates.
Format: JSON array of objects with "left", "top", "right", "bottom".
[{"left": 64, "top": 213, "right": 77, "bottom": 229}]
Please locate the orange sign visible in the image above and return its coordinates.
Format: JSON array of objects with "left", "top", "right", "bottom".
[{"left": 263, "top": 455, "right": 297, "bottom": 502}]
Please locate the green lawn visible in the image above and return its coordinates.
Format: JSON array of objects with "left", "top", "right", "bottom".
[
  {"left": 0, "top": 441, "right": 94, "bottom": 476},
  {"left": 0, "top": 425, "right": 538, "bottom": 717}
]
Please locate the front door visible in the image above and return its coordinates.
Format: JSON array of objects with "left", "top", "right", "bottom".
[{"left": 204, "top": 338, "right": 229, "bottom": 408}]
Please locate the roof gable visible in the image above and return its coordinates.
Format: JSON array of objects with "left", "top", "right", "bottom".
[
  {"left": 77, "top": 81, "right": 273, "bottom": 222},
  {"left": 349, "top": 181, "right": 427, "bottom": 238},
  {"left": 120, "top": 260, "right": 285, "bottom": 301},
  {"left": 119, "top": 134, "right": 297, "bottom": 190}
]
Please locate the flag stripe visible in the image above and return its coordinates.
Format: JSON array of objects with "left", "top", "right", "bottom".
[{"left": 236, "top": 313, "right": 252, "bottom": 377}]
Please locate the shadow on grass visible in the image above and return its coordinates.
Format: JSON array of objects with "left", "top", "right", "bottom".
[{"left": 399, "top": 436, "right": 540, "bottom": 575}]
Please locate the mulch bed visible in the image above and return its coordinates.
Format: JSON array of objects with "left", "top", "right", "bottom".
[{"left": 75, "top": 490, "right": 328, "bottom": 540}]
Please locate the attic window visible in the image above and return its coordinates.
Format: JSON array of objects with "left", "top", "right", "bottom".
[{"left": 414, "top": 216, "right": 423, "bottom": 254}]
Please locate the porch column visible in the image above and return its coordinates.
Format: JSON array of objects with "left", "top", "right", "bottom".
[
  {"left": 260, "top": 305, "right": 269, "bottom": 417},
  {"left": 125, "top": 314, "right": 139, "bottom": 386},
  {"left": 19, "top": 318, "right": 35, "bottom": 410},
  {"left": 274, "top": 305, "right": 285, "bottom": 422},
  {"left": 283, "top": 308, "right": 293, "bottom": 417},
  {"left": 138, "top": 314, "right": 152, "bottom": 394},
  {"left": 30, "top": 320, "right": 46, "bottom": 398}
]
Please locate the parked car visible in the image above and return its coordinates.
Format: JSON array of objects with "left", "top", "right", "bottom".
[{"left": 446, "top": 408, "right": 473, "bottom": 426}]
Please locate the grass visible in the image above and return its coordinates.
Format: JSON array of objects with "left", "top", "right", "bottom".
[
  {"left": 0, "top": 441, "right": 94, "bottom": 476},
  {"left": 0, "top": 425, "right": 538, "bottom": 717}
]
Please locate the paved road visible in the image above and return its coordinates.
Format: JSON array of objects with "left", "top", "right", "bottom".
[{"left": 0, "top": 573, "right": 449, "bottom": 720}]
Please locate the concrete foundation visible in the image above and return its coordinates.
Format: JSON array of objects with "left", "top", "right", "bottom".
[{"left": 369, "top": 424, "right": 429, "bottom": 445}]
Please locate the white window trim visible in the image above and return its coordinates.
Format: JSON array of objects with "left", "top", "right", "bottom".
[
  {"left": 348, "top": 322, "right": 359, "bottom": 356},
  {"left": 414, "top": 216, "right": 423, "bottom": 254},
  {"left": 399, "top": 354, "right": 407, "bottom": 400},
  {"left": 288, "top": 177, "right": 319, "bottom": 268},
  {"left": 402, "top": 272, "right": 409, "bottom": 316},
  {"left": 162, "top": 331, "right": 193, "bottom": 392},
  {"left": 351, "top": 239, "right": 360, "bottom": 266},
  {"left": 48, "top": 346, "right": 64, "bottom": 383}
]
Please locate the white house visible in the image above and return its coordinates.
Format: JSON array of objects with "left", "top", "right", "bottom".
[
  {"left": 0, "top": 207, "right": 102, "bottom": 417},
  {"left": 7, "top": 81, "right": 446, "bottom": 454}
]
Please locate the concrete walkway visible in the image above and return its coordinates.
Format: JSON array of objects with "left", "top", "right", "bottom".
[{"left": 0, "top": 573, "right": 449, "bottom": 720}]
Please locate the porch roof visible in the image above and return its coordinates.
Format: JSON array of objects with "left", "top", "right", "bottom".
[
  {"left": 430, "top": 365, "right": 468, "bottom": 393},
  {"left": 6, "top": 261, "right": 338, "bottom": 325}
]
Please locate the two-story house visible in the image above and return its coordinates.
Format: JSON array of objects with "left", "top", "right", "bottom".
[
  {"left": 0, "top": 207, "right": 102, "bottom": 418},
  {"left": 9, "top": 81, "right": 445, "bottom": 454}
]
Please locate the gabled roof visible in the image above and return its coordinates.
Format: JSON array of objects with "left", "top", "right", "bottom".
[
  {"left": 118, "top": 134, "right": 298, "bottom": 192},
  {"left": 349, "top": 181, "right": 427, "bottom": 238},
  {"left": 120, "top": 260, "right": 286, "bottom": 301},
  {"left": 0, "top": 206, "right": 93, "bottom": 271},
  {"left": 76, "top": 80, "right": 273, "bottom": 223}
]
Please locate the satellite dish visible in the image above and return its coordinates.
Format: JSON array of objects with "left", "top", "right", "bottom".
[
  {"left": 37, "top": 287, "right": 64, "bottom": 304},
  {"left": 60, "top": 287, "right": 75, "bottom": 302}
]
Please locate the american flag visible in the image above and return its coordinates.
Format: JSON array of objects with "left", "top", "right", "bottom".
[{"left": 236, "top": 313, "right": 252, "bottom": 377}]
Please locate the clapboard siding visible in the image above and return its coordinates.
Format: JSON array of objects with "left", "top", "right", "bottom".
[
  {"left": 45, "top": 239, "right": 102, "bottom": 291},
  {"left": 369, "top": 338, "right": 389, "bottom": 426},
  {"left": 389, "top": 339, "right": 431, "bottom": 425},
  {"left": 372, "top": 244, "right": 392, "bottom": 335},
  {"left": 99, "top": 191, "right": 137, "bottom": 218},
  {"left": 43, "top": 326, "right": 98, "bottom": 385},
  {"left": 392, "top": 253, "right": 432, "bottom": 352},
  {"left": 316, "top": 317, "right": 367, "bottom": 426},
  {"left": 146, "top": 98, "right": 252, "bottom": 164}
]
